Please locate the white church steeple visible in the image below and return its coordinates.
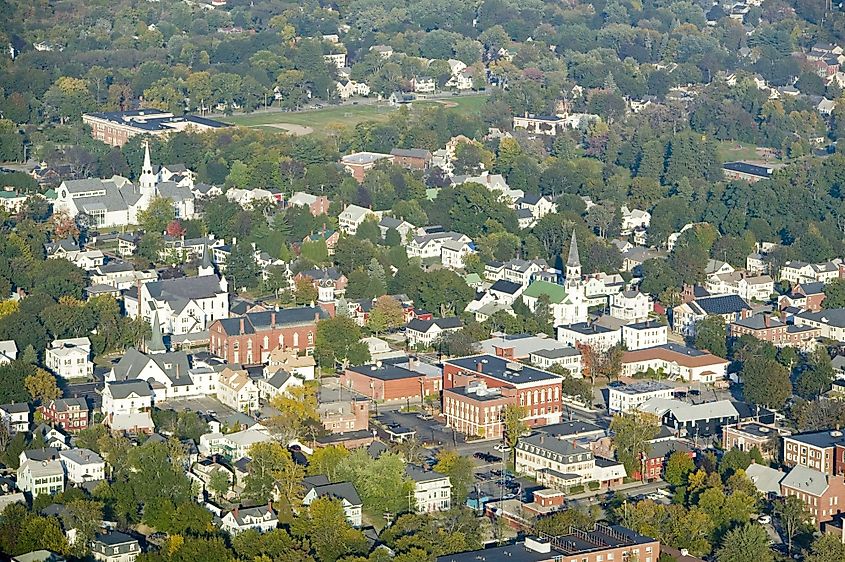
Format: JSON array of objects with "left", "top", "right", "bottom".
[{"left": 139, "top": 141, "right": 157, "bottom": 196}]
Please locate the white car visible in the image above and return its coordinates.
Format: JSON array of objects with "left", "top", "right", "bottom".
[
  {"left": 758, "top": 515, "right": 772, "bottom": 524},
  {"left": 494, "top": 444, "right": 511, "bottom": 453}
]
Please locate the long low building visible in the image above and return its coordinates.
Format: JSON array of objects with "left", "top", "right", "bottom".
[
  {"left": 341, "top": 358, "right": 441, "bottom": 402},
  {"left": 621, "top": 343, "right": 729, "bottom": 383},
  {"left": 794, "top": 309, "right": 845, "bottom": 342},
  {"left": 515, "top": 432, "right": 626, "bottom": 490},
  {"left": 83, "top": 109, "right": 227, "bottom": 147}
]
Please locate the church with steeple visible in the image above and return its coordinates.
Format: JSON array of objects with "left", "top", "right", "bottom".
[
  {"left": 521, "top": 230, "right": 589, "bottom": 326},
  {"left": 54, "top": 141, "right": 197, "bottom": 229}
]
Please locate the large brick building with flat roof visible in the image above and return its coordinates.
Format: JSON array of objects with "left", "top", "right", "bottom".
[
  {"left": 83, "top": 109, "right": 227, "bottom": 147},
  {"left": 340, "top": 357, "right": 442, "bottom": 402},
  {"left": 442, "top": 354, "right": 564, "bottom": 438}
]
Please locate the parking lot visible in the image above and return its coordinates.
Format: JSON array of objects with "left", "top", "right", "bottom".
[{"left": 374, "top": 410, "right": 459, "bottom": 447}]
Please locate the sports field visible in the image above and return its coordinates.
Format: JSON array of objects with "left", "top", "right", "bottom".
[{"left": 222, "top": 93, "right": 489, "bottom": 135}]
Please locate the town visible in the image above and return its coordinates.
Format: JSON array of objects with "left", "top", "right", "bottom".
[{"left": 5, "top": 1, "right": 845, "bottom": 562}]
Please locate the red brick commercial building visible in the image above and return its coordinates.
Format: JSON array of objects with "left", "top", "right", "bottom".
[
  {"left": 390, "top": 148, "right": 431, "bottom": 170},
  {"left": 341, "top": 358, "right": 441, "bottom": 402},
  {"left": 632, "top": 438, "right": 694, "bottom": 482},
  {"left": 39, "top": 398, "right": 89, "bottom": 433},
  {"left": 781, "top": 465, "right": 845, "bottom": 525},
  {"left": 779, "top": 282, "right": 826, "bottom": 311},
  {"left": 209, "top": 306, "right": 329, "bottom": 365},
  {"left": 340, "top": 152, "right": 394, "bottom": 182},
  {"left": 729, "top": 314, "right": 820, "bottom": 349},
  {"left": 441, "top": 354, "right": 564, "bottom": 438}
]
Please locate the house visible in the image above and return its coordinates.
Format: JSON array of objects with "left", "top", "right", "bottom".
[
  {"left": 17, "top": 449, "right": 64, "bottom": 497},
  {"left": 220, "top": 504, "right": 278, "bottom": 534},
  {"left": 102, "top": 380, "right": 155, "bottom": 434},
  {"left": 621, "top": 343, "right": 729, "bottom": 383},
  {"left": 341, "top": 357, "right": 442, "bottom": 402},
  {"left": 722, "top": 161, "right": 773, "bottom": 182},
  {"left": 0, "top": 403, "right": 30, "bottom": 433},
  {"left": 517, "top": 194, "right": 557, "bottom": 222},
  {"left": 89, "top": 261, "right": 157, "bottom": 291},
  {"left": 622, "top": 321, "right": 668, "bottom": 351},
  {"left": 287, "top": 192, "right": 330, "bottom": 216},
  {"left": 256, "top": 368, "right": 302, "bottom": 402},
  {"left": 515, "top": 433, "right": 626, "bottom": 489},
  {"left": 406, "top": 317, "right": 462, "bottom": 347},
  {"left": 217, "top": 367, "right": 259, "bottom": 414},
  {"left": 406, "top": 231, "right": 472, "bottom": 261},
  {"left": 199, "top": 427, "right": 273, "bottom": 460},
  {"left": 378, "top": 216, "right": 418, "bottom": 243},
  {"left": 782, "top": 430, "right": 845, "bottom": 475},
  {"left": 434, "top": 527, "right": 659, "bottom": 562},
  {"left": 320, "top": 399, "right": 370, "bottom": 434},
  {"left": 672, "top": 294, "right": 752, "bottom": 336},
  {"left": 335, "top": 79, "right": 370, "bottom": 100},
  {"left": 780, "top": 260, "right": 841, "bottom": 285},
  {"left": 781, "top": 465, "right": 845, "bottom": 525},
  {"left": 91, "top": 532, "right": 140, "bottom": 562},
  {"left": 340, "top": 152, "right": 394, "bottom": 182},
  {"left": 0, "top": 339, "right": 17, "bottom": 363},
  {"left": 55, "top": 144, "right": 196, "bottom": 227},
  {"left": 779, "top": 282, "right": 826, "bottom": 311},
  {"left": 441, "top": 355, "right": 565, "bottom": 437},
  {"left": 722, "top": 422, "right": 790, "bottom": 460},
  {"left": 661, "top": 400, "right": 744, "bottom": 438},
  {"left": 609, "top": 291, "right": 651, "bottom": 322},
  {"left": 266, "top": 347, "right": 317, "bottom": 381},
  {"left": 208, "top": 307, "right": 329, "bottom": 365},
  {"left": 557, "top": 323, "right": 622, "bottom": 353},
  {"left": 453, "top": 171, "right": 524, "bottom": 205},
  {"left": 390, "top": 148, "right": 431, "bottom": 170},
  {"left": 123, "top": 274, "right": 229, "bottom": 337},
  {"left": 620, "top": 206, "right": 651, "bottom": 235},
  {"left": 729, "top": 314, "right": 820, "bottom": 350},
  {"left": 338, "top": 204, "right": 381, "bottom": 234},
  {"left": 45, "top": 337, "right": 93, "bottom": 381},
  {"left": 370, "top": 45, "right": 393, "bottom": 58},
  {"left": 705, "top": 271, "right": 774, "bottom": 302},
  {"left": 302, "top": 477, "right": 363, "bottom": 526},
  {"left": 83, "top": 109, "right": 226, "bottom": 147},
  {"left": 608, "top": 381, "right": 675, "bottom": 414},
  {"left": 323, "top": 53, "right": 347, "bottom": 68},
  {"left": 59, "top": 448, "right": 105, "bottom": 485},
  {"left": 411, "top": 76, "right": 436, "bottom": 94},
  {"left": 634, "top": 438, "right": 694, "bottom": 482},
  {"left": 39, "top": 398, "right": 89, "bottom": 433},
  {"left": 406, "top": 465, "right": 451, "bottom": 512},
  {"left": 445, "top": 59, "right": 473, "bottom": 90},
  {"left": 528, "top": 347, "right": 583, "bottom": 375},
  {"left": 108, "top": 348, "right": 219, "bottom": 401},
  {"left": 794, "top": 309, "right": 845, "bottom": 342}
]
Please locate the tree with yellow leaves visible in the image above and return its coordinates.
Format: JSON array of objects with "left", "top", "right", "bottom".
[
  {"left": 24, "top": 368, "right": 61, "bottom": 404},
  {"left": 268, "top": 384, "right": 320, "bottom": 442}
]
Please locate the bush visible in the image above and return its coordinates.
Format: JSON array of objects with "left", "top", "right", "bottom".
[
  {"left": 568, "top": 484, "right": 585, "bottom": 494},
  {"left": 587, "top": 481, "right": 600, "bottom": 491}
]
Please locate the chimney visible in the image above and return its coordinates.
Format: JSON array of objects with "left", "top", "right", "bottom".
[
  {"left": 233, "top": 506, "right": 239, "bottom": 518},
  {"left": 314, "top": 312, "right": 320, "bottom": 322},
  {"left": 175, "top": 364, "right": 180, "bottom": 379},
  {"left": 240, "top": 318, "right": 245, "bottom": 333},
  {"left": 476, "top": 361, "right": 483, "bottom": 373},
  {"left": 271, "top": 312, "right": 276, "bottom": 328},
  {"left": 267, "top": 500, "right": 273, "bottom": 513},
  {"left": 764, "top": 315, "right": 770, "bottom": 328}
]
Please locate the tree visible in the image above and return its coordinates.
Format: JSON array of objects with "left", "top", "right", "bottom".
[
  {"left": 315, "top": 316, "right": 370, "bottom": 369},
  {"left": 243, "top": 441, "right": 304, "bottom": 505},
  {"left": 694, "top": 316, "right": 727, "bottom": 357},
  {"left": 502, "top": 405, "right": 527, "bottom": 463},
  {"left": 291, "top": 497, "right": 368, "bottom": 562},
  {"left": 64, "top": 499, "right": 103, "bottom": 556},
  {"left": 138, "top": 197, "right": 175, "bottom": 234},
  {"left": 796, "top": 348, "right": 835, "bottom": 399},
  {"left": 293, "top": 278, "right": 318, "bottom": 305},
  {"left": 43, "top": 77, "right": 96, "bottom": 124},
  {"left": 741, "top": 356, "right": 791, "bottom": 409},
  {"left": 716, "top": 524, "right": 773, "bottom": 562},
  {"left": 664, "top": 451, "right": 696, "bottom": 486},
  {"left": 806, "top": 533, "right": 845, "bottom": 562},
  {"left": 226, "top": 242, "right": 261, "bottom": 290},
  {"left": 307, "top": 445, "right": 349, "bottom": 482},
  {"left": 610, "top": 411, "right": 660, "bottom": 478},
  {"left": 434, "top": 451, "right": 475, "bottom": 505},
  {"left": 208, "top": 470, "right": 230, "bottom": 500},
  {"left": 24, "top": 368, "right": 60, "bottom": 403},
  {"left": 367, "top": 295, "right": 404, "bottom": 335},
  {"left": 269, "top": 385, "right": 320, "bottom": 442},
  {"left": 775, "top": 496, "right": 809, "bottom": 556}
]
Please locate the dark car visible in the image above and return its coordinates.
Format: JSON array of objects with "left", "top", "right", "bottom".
[
  {"left": 607, "top": 381, "right": 625, "bottom": 388},
  {"left": 689, "top": 389, "right": 701, "bottom": 396}
]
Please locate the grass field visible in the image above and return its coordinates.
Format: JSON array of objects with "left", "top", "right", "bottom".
[
  {"left": 222, "top": 93, "right": 489, "bottom": 134},
  {"left": 717, "top": 140, "right": 778, "bottom": 163}
]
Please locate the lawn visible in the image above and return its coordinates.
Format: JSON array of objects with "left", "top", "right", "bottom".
[
  {"left": 222, "top": 93, "right": 489, "bottom": 135},
  {"left": 717, "top": 140, "right": 778, "bottom": 163}
]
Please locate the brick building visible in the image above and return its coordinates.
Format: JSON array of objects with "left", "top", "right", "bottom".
[
  {"left": 779, "top": 282, "right": 826, "bottom": 311},
  {"left": 341, "top": 358, "right": 442, "bottom": 402},
  {"left": 729, "top": 314, "right": 820, "bottom": 349},
  {"left": 390, "top": 148, "right": 431, "bottom": 170},
  {"left": 319, "top": 399, "right": 370, "bottom": 434},
  {"left": 209, "top": 306, "right": 329, "bottom": 365},
  {"left": 783, "top": 430, "right": 845, "bottom": 475},
  {"left": 722, "top": 422, "right": 790, "bottom": 460},
  {"left": 83, "top": 110, "right": 226, "bottom": 147},
  {"left": 632, "top": 438, "right": 694, "bottom": 481},
  {"left": 781, "top": 465, "right": 845, "bottom": 525},
  {"left": 442, "top": 354, "right": 564, "bottom": 438},
  {"left": 340, "top": 152, "right": 394, "bottom": 182},
  {"left": 39, "top": 397, "right": 89, "bottom": 433}
]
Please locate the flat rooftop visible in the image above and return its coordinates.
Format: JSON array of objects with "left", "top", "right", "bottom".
[{"left": 446, "top": 354, "right": 561, "bottom": 384}]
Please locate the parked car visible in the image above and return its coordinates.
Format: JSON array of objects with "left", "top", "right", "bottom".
[
  {"left": 494, "top": 444, "right": 511, "bottom": 453},
  {"left": 416, "top": 413, "right": 433, "bottom": 420},
  {"left": 758, "top": 515, "right": 772, "bottom": 524}
]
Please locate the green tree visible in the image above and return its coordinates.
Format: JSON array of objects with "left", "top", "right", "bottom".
[
  {"left": 315, "top": 316, "right": 371, "bottom": 369},
  {"left": 367, "top": 295, "right": 404, "bottom": 335},
  {"left": 268, "top": 385, "right": 320, "bottom": 443},
  {"left": 138, "top": 197, "right": 175, "bottom": 234},
  {"left": 24, "top": 368, "right": 60, "bottom": 403},
  {"left": 291, "top": 497, "right": 369, "bottom": 562},
  {"left": 434, "top": 450, "right": 475, "bottom": 505},
  {"left": 243, "top": 441, "right": 304, "bottom": 505},
  {"left": 806, "top": 533, "right": 845, "bottom": 562},
  {"left": 716, "top": 524, "right": 773, "bottom": 562},
  {"left": 775, "top": 496, "right": 809, "bottom": 556},
  {"left": 693, "top": 316, "right": 727, "bottom": 357},
  {"left": 226, "top": 242, "right": 260, "bottom": 290},
  {"left": 502, "top": 405, "right": 527, "bottom": 463},
  {"left": 42, "top": 77, "right": 96, "bottom": 124},
  {"left": 796, "top": 348, "right": 835, "bottom": 399},
  {"left": 610, "top": 411, "right": 660, "bottom": 478},
  {"left": 307, "top": 445, "right": 350, "bottom": 482},
  {"left": 64, "top": 499, "right": 103, "bottom": 557},
  {"left": 741, "top": 356, "right": 791, "bottom": 409},
  {"left": 208, "top": 470, "right": 230, "bottom": 500},
  {"left": 294, "top": 278, "right": 319, "bottom": 305},
  {"left": 665, "top": 451, "right": 696, "bottom": 486}
]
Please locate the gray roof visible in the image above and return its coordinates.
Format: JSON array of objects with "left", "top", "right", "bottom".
[
  {"left": 407, "top": 317, "right": 462, "bottom": 333},
  {"left": 216, "top": 307, "right": 328, "bottom": 336},
  {"left": 745, "top": 463, "right": 785, "bottom": 496},
  {"left": 59, "top": 448, "right": 103, "bottom": 466},
  {"left": 530, "top": 347, "right": 580, "bottom": 359},
  {"left": 489, "top": 279, "right": 522, "bottom": 295},
  {"left": 668, "top": 400, "right": 738, "bottom": 423},
  {"left": 447, "top": 354, "right": 560, "bottom": 384},
  {"left": 106, "top": 380, "right": 153, "bottom": 399},
  {"left": 112, "top": 348, "right": 192, "bottom": 387},
  {"left": 781, "top": 464, "right": 829, "bottom": 496},
  {"left": 0, "top": 403, "right": 29, "bottom": 414},
  {"left": 405, "top": 464, "right": 449, "bottom": 483},
  {"left": 567, "top": 230, "right": 580, "bottom": 268},
  {"left": 265, "top": 369, "right": 291, "bottom": 389},
  {"left": 145, "top": 275, "right": 225, "bottom": 306},
  {"left": 305, "top": 481, "right": 362, "bottom": 506},
  {"left": 517, "top": 433, "right": 591, "bottom": 463},
  {"left": 796, "top": 308, "right": 845, "bottom": 329}
]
